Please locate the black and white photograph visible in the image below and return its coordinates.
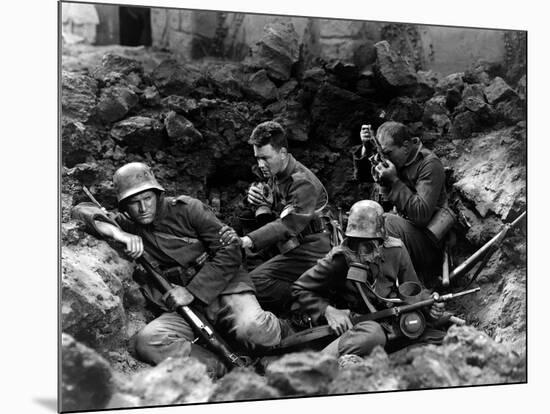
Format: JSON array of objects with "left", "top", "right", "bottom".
[{"left": 56, "top": 0, "right": 532, "bottom": 412}]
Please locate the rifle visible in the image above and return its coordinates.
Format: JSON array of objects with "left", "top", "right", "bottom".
[
  {"left": 449, "top": 211, "right": 526, "bottom": 285},
  {"left": 268, "top": 287, "right": 480, "bottom": 354},
  {"left": 82, "top": 186, "right": 247, "bottom": 370}
]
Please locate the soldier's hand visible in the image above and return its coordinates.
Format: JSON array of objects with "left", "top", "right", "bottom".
[
  {"left": 219, "top": 225, "right": 240, "bottom": 246},
  {"left": 360, "top": 124, "right": 372, "bottom": 146},
  {"left": 164, "top": 286, "right": 194, "bottom": 310},
  {"left": 429, "top": 292, "right": 446, "bottom": 320},
  {"left": 374, "top": 159, "right": 398, "bottom": 184},
  {"left": 324, "top": 305, "right": 353, "bottom": 336},
  {"left": 117, "top": 231, "right": 144, "bottom": 259},
  {"left": 247, "top": 183, "right": 267, "bottom": 206}
]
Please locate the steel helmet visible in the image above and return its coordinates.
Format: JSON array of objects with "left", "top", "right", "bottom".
[
  {"left": 113, "top": 162, "right": 165, "bottom": 203},
  {"left": 345, "top": 200, "right": 387, "bottom": 239}
]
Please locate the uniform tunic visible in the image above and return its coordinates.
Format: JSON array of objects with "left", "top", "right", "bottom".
[
  {"left": 292, "top": 237, "right": 419, "bottom": 324},
  {"left": 73, "top": 195, "right": 254, "bottom": 310},
  {"left": 246, "top": 154, "right": 332, "bottom": 314},
  {"left": 353, "top": 145, "right": 448, "bottom": 281}
]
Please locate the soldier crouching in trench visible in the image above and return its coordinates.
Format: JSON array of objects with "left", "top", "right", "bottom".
[
  {"left": 219, "top": 120, "right": 332, "bottom": 318},
  {"left": 72, "top": 162, "right": 283, "bottom": 376},
  {"left": 292, "top": 200, "right": 446, "bottom": 357}
]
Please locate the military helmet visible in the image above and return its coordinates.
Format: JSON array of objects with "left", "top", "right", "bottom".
[
  {"left": 345, "top": 200, "right": 387, "bottom": 239},
  {"left": 113, "top": 162, "right": 165, "bottom": 203}
]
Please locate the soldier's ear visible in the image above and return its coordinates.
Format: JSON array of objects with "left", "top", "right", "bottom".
[{"left": 280, "top": 147, "right": 288, "bottom": 158}]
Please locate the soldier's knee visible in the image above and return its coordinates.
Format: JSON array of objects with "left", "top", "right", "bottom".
[
  {"left": 233, "top": 311, "right": 281, "bottom": 347},
  {"left": 338, "top": 321, "right": 387, "bottom": 356}
]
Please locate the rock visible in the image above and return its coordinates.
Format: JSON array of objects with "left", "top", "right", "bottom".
[
  {"left": 310, "top": 83, "right": 366, "bottom": 129},
  {"left": 61, "top": 71, "right": 98, "bottom": 123},
  {"left": 373, "top": 41, "right": 418, "bottom": 90},
  {"left": 272, "top": 99, "right": 310, "bottom": 142},
  {"left": 61, "top": 333, "right": 114, "bottom": 412},
  {"left": 495, "top": 97, "right": 526, "bottom": 125},
  {"left": 325, "top": 61, "right": 360, "bottom": 84},
  {"left": 106, "top": 393, "right": 141, "bottom": 409},
  {"left": 484, "top": 76, "right": 518, "bottom": 105},
  {"left": 61, "top": 121, "right": 103, "bottom": 167},
  {"left": 151, "top": 59, "right": 202, "bottom": 96},
  {"left": 161, "top": 95, "right": 199, "bottom": 114},
  {"left": 329, "top": 347, "right": 399, "bottom": 394},
  {"left": 385, "top": 97, "right": 424, "bottom": 123},
  {"left": 449, "top": 128, "right": 526, "bottom": 219},
  {"left": 209, "top": 368, "right": 281, "bottom": 402},
  {"left": 265, "top": 352, "right": 339, "bottom": 396},
  {"left": 96, "top": 86, "right": 139, "bottom": 123},
  {"left": 450, "top": 111, "right": 478, "bottom": 139},
  {"left": 278, "top": 79, "right": 299, "bottom": 98},
  {"left": 245, "top": 69, "right": 278, "bottom": 102},
  {"left": 61, "top": 235, "right": 134, "bottom": 348},
  {"left": 422, "top": 95, "right": 451, "bottom": 132},
  {"left": 416, "top": 69, "right": 441, "bottom": 96},
  {"left": 461, "top": 84, "right": 487, "bottom": 110},
  {"left": 91, "top": 52, "right": 143, "bottom": 83},
  {"left": 206, "top": 63, "right": 245, "bottom": 99},
  {"left": 64, "top": 162, "right": 101, "bottom": 187},
  {"left": 110, "top": 116, "right": 167, "bottom": 153},
  {"left": 131, "top": 357, "right": 214, "bottom": 405},
  {"left": 164, "top": 111, "right": 203, "bottom": 147},
  {"left": 142, "top": 86, "right": 161, "bottom": 106},
  {"left": 246, "top": 21, "right": 300, "bottom": 81},
  {"left": 436, "top": 72, "right": 465, "bottom": 95}
]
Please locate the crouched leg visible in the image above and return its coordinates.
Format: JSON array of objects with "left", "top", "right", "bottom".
[
  {"left": 218, "top": 292, "right": 282, "bottom": 348},
  {"left": 134, "top": 311, "right": 226, "bottom": 377},
  {"left": 322, "top": 321, "right": 386, "bottom": 357}
]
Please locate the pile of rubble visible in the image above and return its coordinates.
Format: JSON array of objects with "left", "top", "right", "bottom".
[{"left": 60, "top": 21, "right": 526, "bottom": 411}]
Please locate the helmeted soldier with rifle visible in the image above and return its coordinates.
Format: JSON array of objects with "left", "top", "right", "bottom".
[
  {"left": 291, "top": 200, "right": 450, "bottom": 357},
  {"left": 72, "top": 162, "right": 283, "bottom": 376}
]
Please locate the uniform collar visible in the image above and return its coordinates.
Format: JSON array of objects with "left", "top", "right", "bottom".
[
  {"left": 276, "top": 153, "right": 296, "bottom": 181},
  {"left": 403, "top": 141, "right": 423, "bottom": 167}
]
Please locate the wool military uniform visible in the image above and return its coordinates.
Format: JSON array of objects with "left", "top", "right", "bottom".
[
  {"left": 353, "top": 144, "right": 448, "bottom": 282},
  {"left": 73, "top": 194, "right": 282, "bottom": 368},
  {"left": 292, "top": 237, "right": 420, "bottom": 356},
  {"left": 246, "top": 154, "right": 332, "bottom": 315}
]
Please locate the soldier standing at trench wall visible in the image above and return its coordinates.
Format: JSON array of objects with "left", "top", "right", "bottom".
[
  {"left": 220, "top": 121, "right": 332, "bottom": 316},
  {"left": 72, "top": 162, "right": 283, "bottom": 376},
  {"left": 353, "top": 121, "right": 453, "bottom": 284}
]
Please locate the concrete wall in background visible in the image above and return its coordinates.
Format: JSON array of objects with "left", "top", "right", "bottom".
[
  {"left": 62, "top": 3, "right": 509, "bottom": 76},
  {"left": 419, "top": 25, "right": 506, "bottom": 75}
]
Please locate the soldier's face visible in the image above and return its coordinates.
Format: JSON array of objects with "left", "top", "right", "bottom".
[
  {"left": 253, "top": 144, "right": 287, "bottom": 177},
  {"left": 379, "top": 134, "right": 410, "bottom": 168},
  {"left": 125, "top": 190, "right": 158, "bottom": 225}
]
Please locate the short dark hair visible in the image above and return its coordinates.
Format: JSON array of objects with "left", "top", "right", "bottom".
[
  {"left": 248, "top": 121, "right": 288, "bottom": 150},
  {"left": 377, "top": 121, "right": 411, "bottom": 147}
]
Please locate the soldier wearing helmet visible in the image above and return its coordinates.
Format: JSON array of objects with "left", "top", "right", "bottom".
[
  {"left": 292, "top": 200, "right": 445, "bottom": 357},
  {"left": 72, "top": 162, "right": 283, "bottom": 376}
]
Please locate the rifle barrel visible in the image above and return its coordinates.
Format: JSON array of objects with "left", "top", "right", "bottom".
[{"left": 449, "top": 212, "right": 525, "bottom": 280}]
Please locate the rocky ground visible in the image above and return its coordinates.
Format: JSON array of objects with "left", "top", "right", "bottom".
[{"left": 60, "top": 22, "right": 526, "bottom": 412}]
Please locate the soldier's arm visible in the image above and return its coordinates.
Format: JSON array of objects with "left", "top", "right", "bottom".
[
  {"left": 246, "top": 178, "right": 322, "bottom": 251},
  {"left": 292, "top": 250, "right": 347, "bottom": 325},
  {"left": 182, "top": 199, "right": 242, "bottom": 305},
  {"left": 387, "top": 157, "right": 445, "bottom": 226},
  {"left": 72, "top": 202, "right": 143, "bottom": 258}
]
